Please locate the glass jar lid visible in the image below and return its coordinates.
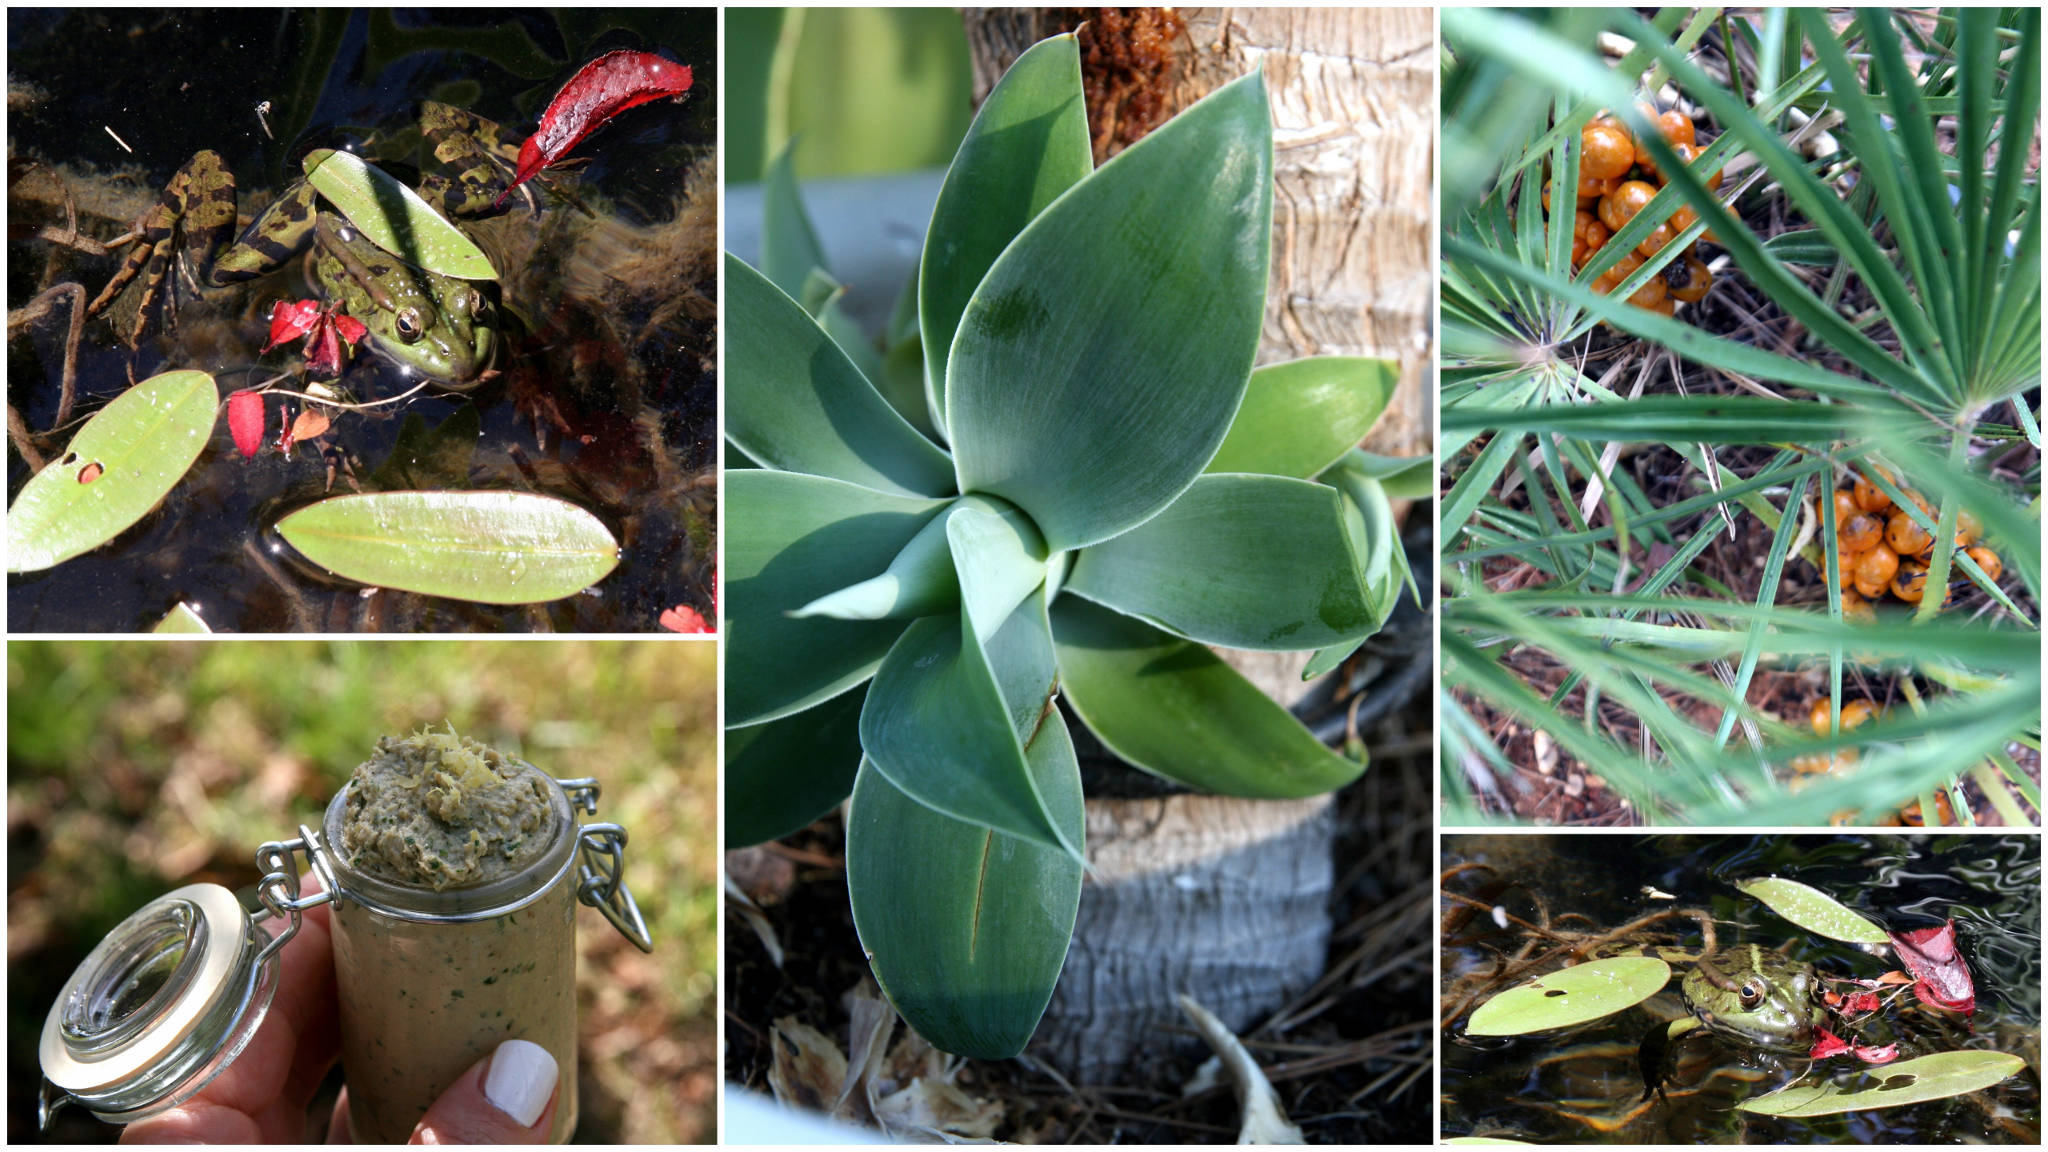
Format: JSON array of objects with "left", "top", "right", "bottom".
[{"left": 40, "top": 883, "right": 279, "bottom": 1129}]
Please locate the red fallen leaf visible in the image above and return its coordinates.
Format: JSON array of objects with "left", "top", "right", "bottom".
[
  {"left": 264, "top": 299, "right": 322, "bottom": 352},
  {"left": 77, "top": 462, "right": 104, "bottom": 483},
  {"left": 1852, "top": 1042, "right": 1899, "bottom": 1064},
  {"left": 227, "top": 390, "right": 266, "bottom": 458},
  {"left": 1891, "top": 920, "right": 1975, "bottom": 1016},
  {"left": 1841, "top": 990, "right": 1882, "bottom": 1016},
  {"left": 264, "top": 298, "right": 370, "bottom": 379},
  {"left": 659, "top": 605, "right": 711, "bottom": 634},
  {"left": 498, "top": 49, "right": 693, "bottom": 207},
  {"left": 291, "top": 408, "right": 332, "bottom": 444},
  {"left": 1809, "top": 1027, "right": 1850, "bottom": 1060}
]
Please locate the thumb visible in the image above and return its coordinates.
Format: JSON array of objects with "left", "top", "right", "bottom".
[{"left": 410, "top": 1039, "right": 560, "bottom": 1144}]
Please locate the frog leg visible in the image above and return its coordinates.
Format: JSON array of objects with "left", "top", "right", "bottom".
[
  {"left": 417, "top": 101, "right": 520, "bottom": 217},
  {"left": 210, "top": 182, "right": 321, "bottom": 284},
  {"left": 84, "top": 151, "right": 237, "bottom": 343},
  {"left": 1637, "top": 1016, "right": 1700, "bottom": 1102}
]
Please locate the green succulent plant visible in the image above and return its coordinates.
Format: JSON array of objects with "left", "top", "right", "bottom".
[{"left": 726, "top": 33, "right": 1419, "bottom": 1058}]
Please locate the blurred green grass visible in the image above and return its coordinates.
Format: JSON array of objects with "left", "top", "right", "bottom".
[{"left": 7, "top": 639, "right": 717, "bottom": 1143}]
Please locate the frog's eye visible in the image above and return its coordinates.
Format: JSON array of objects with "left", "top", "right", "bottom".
[
  {"left": 394, "top": 308, "right": 425, "bottom": 343},
  {"left": 469, "top": 289, "right": 491, "bottom": 319},
  {"left": 1739, "top": 981, "right": 1765, "bottom": 1009}
]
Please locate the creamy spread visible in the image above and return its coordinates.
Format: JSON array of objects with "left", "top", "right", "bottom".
[
  {"left": 326, "top": 729, "right": 578, "bottom": 1141},
  {"left": 339, "top": 727, "right": 553, "bottom": 888}
]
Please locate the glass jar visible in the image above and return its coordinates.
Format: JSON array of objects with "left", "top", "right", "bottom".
[{"left": 40, "top": 770, "right": 649, "bottom": 1140}]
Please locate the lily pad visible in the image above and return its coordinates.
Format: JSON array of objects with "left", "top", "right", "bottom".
[
  {"left": 1736, "top": 877, "right": 1891, "bottom": 945},
  {"left": 1465, "top": 956, "right": 1672, "bottom": 1036},
  {"left": 7, "top": 370, "right": 219, "bottom": 572},
  {"left": 274, "top": 491, "right": 618, "bottom": 604},
  {"left": 1736, "top": 1051, "right": 2025, "bottom": 1116},
  {"left": 302, "top": 148, "right": 496, "bottom": 281}
]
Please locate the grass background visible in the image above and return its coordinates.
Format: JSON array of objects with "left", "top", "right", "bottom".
[{"left": 7, "top": 639, "right": 717, "bottom": 1143}]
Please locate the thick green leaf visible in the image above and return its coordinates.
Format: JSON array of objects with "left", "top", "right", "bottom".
[
  {"left": 947, "top": 71, "right": 1274, "bottom": 551},
  {"left": 945, "top": 497, "right": 1050, "bottom": 644},
  {"left": 1736, "top": 1051, "right": 2025, "bottom": 1117},
  {"left": 1206, "top": 357, "right": 1398, "bottom": 478},
  {"left": 1065, "top": 474, "right": 1374, "bottom": 651},
  {"left": 1464, "top": 957, "right": 1673, "bottom": 1036},
  {"left": 760, "top": 142, "right": 828, "bottom": 295},
  {"left": 273, "top": 491, "right": 618, "bottom": 604},
  {"left": 792, "top": 494, "right": 1045, "bottom": 628},
  {"left": 726, "top": 470, "right": 947, "bottom": 726},
  {"left": 1051, "top": 596, "right": 1364, "bottom": 798},
  {"left": 724, "top": 689, "right": 865, "bottom": 848},
  {"left": 725, "top": 254, "right": 955, "bottom": 498},
  {"left": 846, "top": 720, "right": 1083, "bottom": 1058},
  {"left": 302, "top": 149, "right": 495, "bottom": 280},
  {"left": 920, "top": 33, "right": 1093, "bottom": 433},
  {"left": 1735, "top": 878, "right": 1890, "bottom": 946},
  {"left": 151, "top": 602, "right": 212, "bottom": 634},
  {"left": 8, "top": 370, "right": 218, "bottom": 573},
  {"left": 860, "top": 614, "right": 1078, "bottom": 857}
]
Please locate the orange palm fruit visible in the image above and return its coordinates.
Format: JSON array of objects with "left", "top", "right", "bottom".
[{"left": 1886, "top": 510, "right": 1933, "bottom": 557}]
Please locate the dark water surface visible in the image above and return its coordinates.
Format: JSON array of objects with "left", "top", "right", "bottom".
[{"left": 8, "top": 9, "right": 717, "bottom": 631}]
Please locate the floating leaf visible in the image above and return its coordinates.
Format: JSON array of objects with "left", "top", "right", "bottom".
[
  {"left": 228, "top": 390, "right": 265, "bottom": 458},
  {"left": 7, "top": 370, "right": 219, "bottom": 573},
  {"left": 274, "top": 491, "right": 618, "bottom": 604},
  {"left": 1464, "top": 957, "right": 1672, "bottom": 1036},
  {"left": 302, "top": 148, "right": 496, "bottom": 280},
  {"left": 1736, "top": 877, "right": 1891, "bottom": 945},
  {"left": 151, "top": 602, "right": 212, "bottom": 634},
  {"left": 504, "top": 50, "right": 692, "bottom": 204},
  {"left": 1735, "top": 1051, "right": 2025, "bottom": 1116}
]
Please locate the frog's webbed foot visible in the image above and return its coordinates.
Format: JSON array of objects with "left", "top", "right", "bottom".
[
  {"left": 1638, "top": 1017, "right": 1699, "bottom": 1102},
  {"left": 83, "top": 151, "right": 237, "bottom": 345}
]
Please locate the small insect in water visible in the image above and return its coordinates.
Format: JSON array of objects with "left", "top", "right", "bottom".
[{"left": 256, "top": 99, "right": 274, "bottom": 139}]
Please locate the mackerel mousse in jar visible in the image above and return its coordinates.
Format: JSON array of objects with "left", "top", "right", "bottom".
[{"left": 327, "top": 728, "right": 582, "bottom": 1142}]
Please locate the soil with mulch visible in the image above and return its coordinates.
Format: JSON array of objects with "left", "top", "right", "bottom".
[{"left": 726, "top": 582, "right": 1435, "bottom": 1143}]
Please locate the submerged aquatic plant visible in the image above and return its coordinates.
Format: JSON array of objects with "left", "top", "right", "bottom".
[{"left": 726, "top": 34, "right": 1417, "bottom": 1056}]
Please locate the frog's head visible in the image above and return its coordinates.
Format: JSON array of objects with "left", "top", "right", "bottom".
[
  {"left": 367, "top": 274, "right": 497, "bottom": 390},
  {"left": 313, "top": 218, "right": 498, "bottom": 390},
  {"left": 1678, "top": 945, "right": 1822, "bottom": 1053}
]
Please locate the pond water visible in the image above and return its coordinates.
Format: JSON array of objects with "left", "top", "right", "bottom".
[
  {"left": 7, "top": 10, "right": 716, "bottom": 631},
  {"left": 1442, "top": 834, "right": 2041, "bottom": 1143}
]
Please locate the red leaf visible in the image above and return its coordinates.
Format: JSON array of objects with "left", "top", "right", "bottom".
[
  {"left": 264, "top": 299, "right": 321, "bottom": 352},
  {"left": 227, "top": 390, "right": 265, "bottom": 458},
  {"left": 1890, "top": 920, "right": 1976, "bottom": 1015},
  {"left": 331, "top": 310, "right": 368, "bottom": 346},
  {"left": 498, "top": 50, "right": 692, "bottom": 206},
  {"left": 1851, "top": 1042, "right": 1899, "bottom": 1064},
  {"left": 305, "top": 317, "right": 348, "bottom": 379},
  {"left": 1809, "top": 1027, "right": 1850, "bottom": 1060},
  {"left": 659, "top": 605, "right": 711, "bottom": 634},
  {"left": 1841, "top": 990, "right": 1882, "bottom": 1016}
]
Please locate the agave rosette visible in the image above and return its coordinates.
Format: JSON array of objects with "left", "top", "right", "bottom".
[{"left": 726, "top": 35, "right": 1411, "bottom": 1056}]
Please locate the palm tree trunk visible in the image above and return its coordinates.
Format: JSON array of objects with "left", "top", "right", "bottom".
[{"left": 962, "top": 7, "right": 1436, "bottom": 1083}]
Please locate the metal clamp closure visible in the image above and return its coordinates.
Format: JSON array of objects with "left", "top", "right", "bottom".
[
  {"left": 252, "top": 831, "right": 336, "bottom": 966},
  {"left": 555, "top": 776, "right": 651, "bottom": 952}
]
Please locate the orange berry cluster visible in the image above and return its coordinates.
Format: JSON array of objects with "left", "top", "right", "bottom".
[
  {"left": 1789, "top": 697, "right": 1953, "bottom": 827},
  {"left": 1547, "top": 104, "right": 1721, "bottom": 315},
  {"left": 1823, "top": 476, "right": 1997, "bottom": 615}
]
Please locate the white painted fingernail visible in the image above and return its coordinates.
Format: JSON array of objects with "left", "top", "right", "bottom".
[{"left": 482, "top": 1039, "right": 557, "bottom": 1128}]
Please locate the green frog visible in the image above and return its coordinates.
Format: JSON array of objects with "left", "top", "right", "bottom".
[
  {"left": 1637, "top": 944, "right": 1824, "bottom": 1099},
  {"left": 83, "top": 102, "right": 518, "bottom": 389}
]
